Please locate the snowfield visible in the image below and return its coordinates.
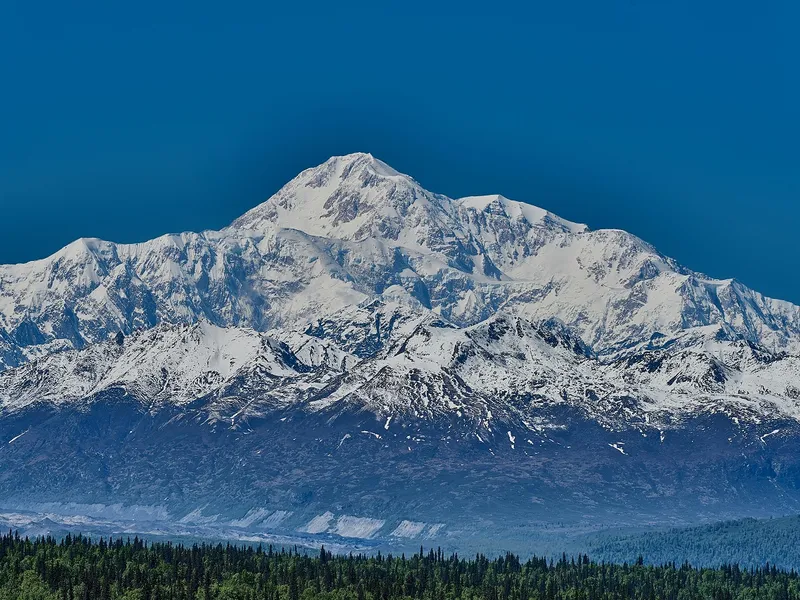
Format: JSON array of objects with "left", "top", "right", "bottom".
[{"left": 3, "top": 153, "right": 800, "bottom": 428}]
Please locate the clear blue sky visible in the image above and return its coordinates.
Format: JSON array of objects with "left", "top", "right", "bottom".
[{"left": 2, "top": 2, "right": 799, "bottom": 302}]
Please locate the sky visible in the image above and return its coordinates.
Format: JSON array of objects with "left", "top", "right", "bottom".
[{"left": 2, "top": 1, "right": 799, "bottom": 303}]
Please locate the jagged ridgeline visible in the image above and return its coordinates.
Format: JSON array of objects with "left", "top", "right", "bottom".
[
  {"left": 2, "top": 153, "right": 800, "bottom": 551},
  {"left": 1, "top": 532, "right": 799, "bottom": 600}
]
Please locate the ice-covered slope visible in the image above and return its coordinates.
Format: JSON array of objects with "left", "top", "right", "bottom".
[
  {"left": 2, "top": 152, "right": 800, "bottom": 372},
  {"left": 3, "top": 309, "right": 800, "bottom": 429},
  {"left": 0, "top": 322, "right": 317, "bottom": 411}
]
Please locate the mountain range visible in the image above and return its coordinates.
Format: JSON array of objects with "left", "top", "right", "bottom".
[{"left": 1, "top": 152, "right": 800, "bottom": 553}]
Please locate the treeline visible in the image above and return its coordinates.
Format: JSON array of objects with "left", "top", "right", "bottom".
[
  {"left": 0, "top": 531, "right": 799, "bottom": 600},
  {"left": 586, "top": 516, "right": 800, "bottom": 570}
]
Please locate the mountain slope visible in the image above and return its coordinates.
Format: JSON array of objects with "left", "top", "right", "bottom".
[
  {"left": 2, "top": 153, "right": 800, "bottom": 371},
  {"left": 2, "top": 153, "right": 800, "bottom": 550}
]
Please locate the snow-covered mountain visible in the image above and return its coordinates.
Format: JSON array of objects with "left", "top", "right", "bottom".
[
  {"left": 2, "top": 152, "right": 800, "bottom": 549},
  {"left": 4, "top": 310, "right": 800, "bottom": 429},
  {"left": 2, "top": 152, "right": 799, "bottom": 371}
]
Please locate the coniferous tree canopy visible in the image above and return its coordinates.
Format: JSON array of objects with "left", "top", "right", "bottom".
[{"left": 0, "top": 531, "right": 798, "bottom": 600}]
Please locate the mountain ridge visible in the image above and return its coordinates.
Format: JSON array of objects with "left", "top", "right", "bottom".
[
  {"left": 2, "top": 152, "right": 799, "bottom": 372},
  {"left": 2, "top": 153, "right": 800, "bottom": 548}
]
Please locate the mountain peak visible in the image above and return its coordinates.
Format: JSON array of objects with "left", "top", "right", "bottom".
[
  {"left": 455, "top": 194, "right": 588, "bottom": 234},
  {"left": 229, "top": 152, "right": 443, "bottom": 241},
  {"left": 327, "top": 152, "right": 403, "bottom": 178},
  {"left": 230, "top": 154, "right": 590, "bottom": 244},
  {"left": 3, "top": 152, "right": 800, "bottom": 376}
]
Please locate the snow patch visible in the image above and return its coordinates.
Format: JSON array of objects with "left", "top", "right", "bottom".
[
  {"left": 424, "top": 523, "right": 445, "bottom": 538},
  {"left": 390, "top": 520, "right": 427, "bottom": 538},
  {"left": 229, "top": 508, "right": 272, "bottom": 528},
  {"left": 302, "top": 512, "right": 335, "bottom": 534},
  {"left": 261, "top": 510, "right": 292, "bottom": 529},
  {"left": 179, "top": 507, "right": 219, "bottom": 525},
  {"left": 7, "top": 429, "right": 28, "bottom": 444},
  {"left": 760, "top": 429, "right": 781, "bottom": 444},
  {"left": 608, "top": 443, "right": 628, "bottom": 456},
  {"left": 331, "top": 515, "right": 385, "bottom": 539}
]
